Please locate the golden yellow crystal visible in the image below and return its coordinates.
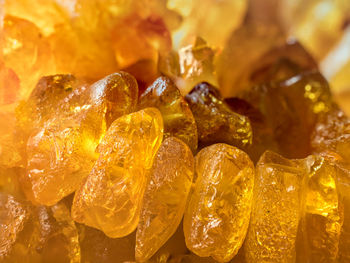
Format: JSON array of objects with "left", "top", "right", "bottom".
[
  {"left": 22, "top": 72, "right": 138, "bottom": 206},
  {"left": 72, "top": 108, "right": 163, "bottom": 238},
  {"left": 245, "top": 151, "right": 303, "bottom": 262},
  {"left": 136, "top": 137, "right": 194, "bottom": 262},
  {"left": 184, "top": 143, "right": 254, "bottom": 262},
  {"left": 0, "top": 193, "right": 80, "bottom": 262},
  {"left": 139, "top": 76, "right": 198, "bottom": 152},
  {"left": 297, "top": 155, "right": 342, "bottom": 262}
]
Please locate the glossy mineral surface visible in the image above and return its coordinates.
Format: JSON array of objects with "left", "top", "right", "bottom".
[
  {"left": 184, "top": 144, "right": 254, "bottom": 262},
  {"left": 71, "top": 108, "right": 163, "bottom": 238},
  {"left": 136, "top": 137, "right": 194, "bottom": 262}
]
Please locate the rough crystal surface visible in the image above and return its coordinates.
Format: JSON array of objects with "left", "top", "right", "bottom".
[
  {"left": 139, "top": 76, "right": 198, "bottom": 152},
  {"left": 136, "top": 137, "right": 194, "bottom": 262},
  {"left": 184, "top": 143, "right": 254, "bottom": 262},
  {"left": 245, "top": 151, "right": 303, "bottom": 263},
  {"left": 72, "top": 108, "right": 163, "bottom": 238},
  {"left": 185, "top": 82, "right": 252, "bottom": 150}
]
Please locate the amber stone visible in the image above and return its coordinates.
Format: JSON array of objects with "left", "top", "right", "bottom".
[
  {"left": 159, "top": 37, "right": 217, "bottom": 96},
  {"left": 0, "top": 193, "right": 80, "bottom": 262},
  {"left": 72, "top": 108, "right": 163, "bottom": 238},
  {"left": 184, "top": 144, "right": 254, "bottom": 262},
  {"left": 312, "top": 108, "right": 350, "bottom": 163},
  {"left": 185, "top": 82, "right": 252, "bottom": 150},
  {"left": 139, "top": 76, "right": 198, "bottom": 152},
  {"left": 245, "top": 151, "right": 303, "bottom": 262},
  {"left": 136, "top": 137, "right": 194, "bottom": 262},
  {"left": 297, "top": 155, "right": 342, "bottom": 263},
  {"left": 22, "top": 72, "right": 138, "bottom": 206},
  {"left": 240, "top": 71, "right": 333, "bottom": 158}
]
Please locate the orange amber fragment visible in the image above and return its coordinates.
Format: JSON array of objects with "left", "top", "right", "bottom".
[
  {"left": 0, "top": 193, "right": 80, "bottom": 262},
  {"left": 139, "top": 76, "right": 198, "bottom": 152},
  {"left": 0, "top": 63, "right": 20, "bottom": 105},
  {"left": 297, "top": 155, "right": 342, "bottom": 263},
  {"left": 240, "top": 71, "right": 332, "bottom": 158},
  {"left": 22, "top": 72, "right": 138, "bottom": 205},
  {"left": 72, "top": 108, "right": 163, "bottom": 238},
  {"left": 185, "top": 82, "right": 252, "bottom": 150},
  {"left": 245, "top": 151, "right": 303, "bottom": 263},
  {"left": 136, "top": 137, "right": 194, "bottom": 262},
  {"left": 184, "top": 144, "right": 254, "bottom": 262},
  {"left": 312, "top": 108, "right": 350, "bottom": 163}
]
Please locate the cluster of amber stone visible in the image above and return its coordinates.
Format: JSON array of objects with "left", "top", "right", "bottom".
[{"left": 1, "top": 0, "right": 350, "bottom": 263}]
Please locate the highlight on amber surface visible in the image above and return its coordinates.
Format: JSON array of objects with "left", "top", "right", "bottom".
[{"left": 1, "top": 0, "right": 350, "bottom": 262}]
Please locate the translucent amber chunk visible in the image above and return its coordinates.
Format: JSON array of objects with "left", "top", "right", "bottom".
[
  {"left": 312, "top": 108, "right": 350, "bottom": 163},
  {"left": 245, "top": 151, "right": 303, "bottom": 263},
  {"left": 297, "top": 155, "right": 342, "bottom": 263},
  {"left": 185, "top": 82, "right": 252, "bottom": 149},
  {"left": 22, "top": 72, "right": 138, "bottom": 205},
  {"left": 0, "top": 193, "right": 80, "bottom": 262},
  {"left": 139, "top": 76, "right": 198, "bottom": 152},
  {"left": 240, "top": 71, "right": 332, "bottom": 158},
  {"left": 72, "top": 108, "right": 163, "bottom": 238},
  {"left": 136, "top": 137, "right": 194, "bottom": 262},
  {"left": 184, "top": 143, "right": 254, "bottom": 262}
]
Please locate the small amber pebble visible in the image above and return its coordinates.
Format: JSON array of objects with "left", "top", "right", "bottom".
[
  {"left": 136, "top": 137, "right": 194, "bottom": 262},
  {"left": 185, "top": 82, "right": 252, "bottom": 150},
  {"left": 0, "top": 193, "right": 80, "bottom": 262},
  {"left": 72, "top": 108, "right": 163, "bottom": 238},
  {"left": 297, "top": 155, "right": 342, "bottom": 263},
  {"left": 245, "top": 151, "right": 303, "bottom": 262},
  {"left": 139, "top": 76, "right": 198, "bottom": 152},
  {"left": 184, "top": 143, "right": 254, "bottom": 262}
]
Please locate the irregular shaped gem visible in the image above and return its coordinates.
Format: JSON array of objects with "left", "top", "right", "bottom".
[
  {"left": 72, "top": 108, "right": 163, "bottom": 238},
  {"left": 297, "top": 155, "right": 342, "bottom": 263},
  {"left": 0, "top": 193, "right": 80, "bottom": 262},
  {"left": 225, "top": 97, "right": 278, "bottom": 163},
  {"left": 184, "top": 143, "right": 254, "bottom": 262},
  {"left": 240, "top": 71, "right": 333, "bottom": 158},
  {"left": 139, "top": 76, "right": 198, "bottom": 152},
  {"left": 335, "top": 161, "right": 350, "bottom": 262},
  {"left": 185, "top": 82, "right": 252, "bottom": 149},
  {"left": 160, "top": 38, "right": 217, "bottom": 96},
  {"left": 245, "top": 150, "right": 303, "bottom": 263},
  {"left": 136, "top": 137, "right": 194, "bottom": 262},
  {"left": 312, "top": 108, "right": 350, "bottom": 163},
  {"left": 22, "top": 72, "right": 138, "bottom": 205}
]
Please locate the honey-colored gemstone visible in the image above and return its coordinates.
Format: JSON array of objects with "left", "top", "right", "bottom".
[
  {"left": 72, "top": 108, "right": 163, "bottom": 238},
  {"left": 297, "top": 155, "right": 342, "bottom": 263},
  {"left": 335, "top": 162, "right": 350, "bottom": 262},
  {"left": 185, "top": 82, "right": 252, "bottom": 149},
  {"left": 0, "top": 193, "right": 80, "bottom": 262},
  {"left": 159, "top": 37, "right": 217, "bottom": 96},
  {"left": 245, "top": 151, "right": 303, "bottom": 263},
  {"left": 22, "top": 72, "right": 138, "bottom": 206},
  {"left": 241, "top": 71, "right": 332, "bottom": 158},
  {"left": 139, "top": 76, "right": 198, "bottom": 152},
  {"left": 184, "top": 143, "right": 254, "bottom": 262},
  {"left": 312, "top": 108, "right": 350, "bottom": 163},
  {"left": 136, "top": 137, "right": 194, "bottom": 262}
]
